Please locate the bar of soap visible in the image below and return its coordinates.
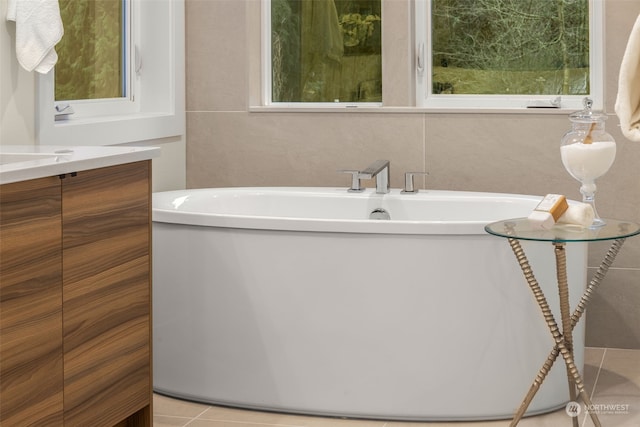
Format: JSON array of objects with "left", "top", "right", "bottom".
[
  {"left": 528, "top": 194, "right": 569, "bottom": 229},
  {"left": 557, "top": 203, "right": 595, "bottom": 228}
]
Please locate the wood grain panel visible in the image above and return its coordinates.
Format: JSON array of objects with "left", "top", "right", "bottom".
[
  {"left": 62, "top": 161, "right": 151, "bottom": 426},
  {"left": 62, "top": 162, "right": 150, "bottom": 250},
  {"left": 0, "top": 177, "right": 63, "bottom": 426}
]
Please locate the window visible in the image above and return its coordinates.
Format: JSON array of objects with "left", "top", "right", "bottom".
[
  {"left": 55, "top": 0, "right": 126, "bottom": 102},
  {"left": 37, "top": 0, "right": 185, "bottom": 146},
  {"left": 416, "top": 0, "right": 604, "bottom": 110},
  {"left": 265, "top": 0, "right": 382, "bottom": 106}
]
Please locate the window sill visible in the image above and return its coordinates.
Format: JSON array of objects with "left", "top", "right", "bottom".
[
  {"left": 54, "top": 111, "right": 173, "bottom": 125},
  {"left": 38, "top": 111, "right": 185, "bottom": 146},
  {"left": 249, "top": 105, "right": 588, "bottom": 115}
]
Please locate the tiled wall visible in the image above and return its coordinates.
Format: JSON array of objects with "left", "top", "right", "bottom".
[{"left": 185, "top": 0, "right": 640, "bottom": 349}]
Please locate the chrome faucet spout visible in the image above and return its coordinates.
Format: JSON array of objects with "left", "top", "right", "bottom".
[{"left": 359, "top": 160, "right": 390, "bottom": 194}]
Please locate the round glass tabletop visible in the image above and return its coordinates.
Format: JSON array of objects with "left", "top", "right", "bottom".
[{"left": 485, "top": 218, "right": 640, "bottom": 243}]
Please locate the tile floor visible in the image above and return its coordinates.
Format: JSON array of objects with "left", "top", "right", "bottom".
[{"left": 154, "top": 347, "right": 639, "bottom": 427}]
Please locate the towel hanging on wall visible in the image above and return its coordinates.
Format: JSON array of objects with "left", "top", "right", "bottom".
[
  {"left": 6, "top": 0, "right": 63, "bottom": 74},
  {"left": 615, "top": 13, "right": 640, "bottom": 142}
]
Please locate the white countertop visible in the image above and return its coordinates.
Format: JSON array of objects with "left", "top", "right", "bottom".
[{"left": 0, "top": 145, "right": 161, "bottom": 185}]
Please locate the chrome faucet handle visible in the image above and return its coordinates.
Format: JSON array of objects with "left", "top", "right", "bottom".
[
  {"left": 338, "top": 169, "right": 365, "bottom": 192},
  {"left": 401, "top": 171, "right": 428, "bottom": 194}
]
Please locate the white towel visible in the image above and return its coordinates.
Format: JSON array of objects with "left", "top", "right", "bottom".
[
  {"left": 6, "top": 0, "right": 63, "bottom": 74},
  {"left": 615, "top": 13, "right": 640, "bottom": 142}
]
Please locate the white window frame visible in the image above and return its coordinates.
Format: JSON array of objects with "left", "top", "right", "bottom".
[
  {"left": 415, "top": 0, "right": 604, "bottom": 112},
  {"left": 37, "top": 0, "right": 185, "bottom": 146}
]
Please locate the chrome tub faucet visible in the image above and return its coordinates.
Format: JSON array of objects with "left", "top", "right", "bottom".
[
  {"left": 340, "top": 160, "right": 390, "bottom": 194},
  {"left": 360, "top": 159, "right": 390, "bottom": 194}
]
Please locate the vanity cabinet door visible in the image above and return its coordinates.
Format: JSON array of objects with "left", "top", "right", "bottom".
[
  {"left": 61, "top": 161, "right": 151, "bottom": 426},
  {"left": 0, "top": 177, "right": 63, "bottom": 426}
]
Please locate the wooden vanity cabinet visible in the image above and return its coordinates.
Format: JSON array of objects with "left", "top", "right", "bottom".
[
  {"left": 0, "top": 177, "right": 64, "bottom": 426},
  {"left": 0, "top": 161, "right": 152, "bottom": 427},
  {"left": 62, "top": 161, "right": 152, "bottom": 426}
]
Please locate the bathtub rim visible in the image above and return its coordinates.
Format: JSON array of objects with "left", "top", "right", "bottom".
[{"left": 152, "top": 187, "right": 545, "bottom": 235}]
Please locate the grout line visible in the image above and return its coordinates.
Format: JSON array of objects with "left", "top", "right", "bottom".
[
  {"left": 183, "top": 405, "right": 214, "bottom": 426},
  {"left": 589, "top": 347, "right": 607, "bottom": 400},
  {"left": 587, "top": 266, "right": 640, "bottom": 272},
  {"left": 153, "top": 415, "right": 195, "bottom": 427},
  {"left": 190, "top": 419, "right": 306, "bottom": 427},
  {"left": 190, "top": 405, "right": 308, "bottom": 427},
  {"left": 580, "top": 348, "right": 607, "bottom": 427}
]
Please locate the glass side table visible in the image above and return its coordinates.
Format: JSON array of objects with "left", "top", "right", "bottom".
[{"left": 485, "top": 219, "right": 640, "bottom": 427}]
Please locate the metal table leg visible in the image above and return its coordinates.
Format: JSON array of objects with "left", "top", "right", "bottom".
[
  {"left": 554, "top": 243, "right": 579, "bottom": 427},
  {"left": 505, "top": 237, "right": 625, "bottom": 426}
]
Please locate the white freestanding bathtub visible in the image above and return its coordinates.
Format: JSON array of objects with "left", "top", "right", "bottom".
[{"left": 152, "top": 187, "right": 588, "bottom": 421}]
